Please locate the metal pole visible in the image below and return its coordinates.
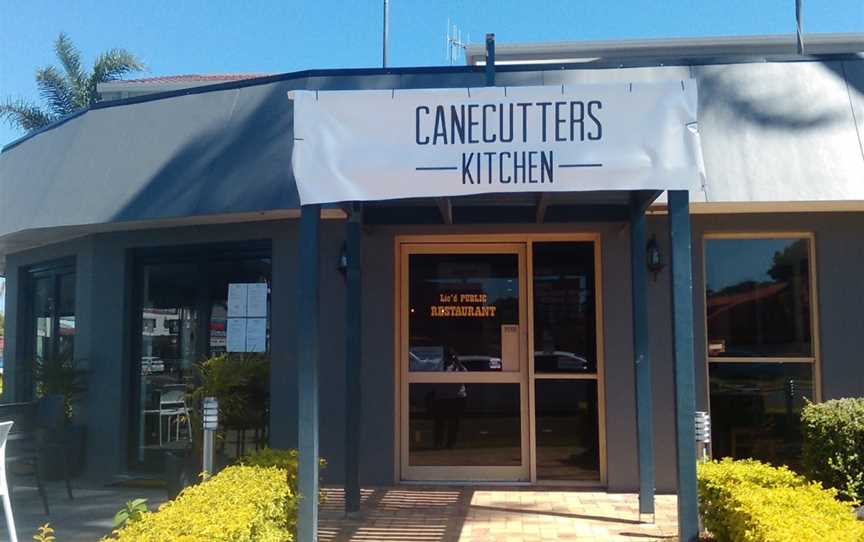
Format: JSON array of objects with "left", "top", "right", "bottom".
[
  {"left": 297, "top": 204, "right": 321, "bottom": 542},
  {"left": 668, "top": 190, "right": 699, "bottom": 542},
  {"left": 344, "top": 204, "right": 363, "bottom": 514},
  {"left": 485, "top": 33, "right": 495, "bottom": 86},
  {"left": 630, "top": 196, "right": 655, "bottom": 520},
  {"left": 382, "top": 0, "right": 389, "bottom": 68},
  {"left": 202, "top": 431, "right": 214, "bottom": 477}
]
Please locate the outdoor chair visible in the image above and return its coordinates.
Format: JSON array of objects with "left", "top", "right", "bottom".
[
  {"left": 0, "top": 421, "right": 18, "bottom": 542},
  {"left": 158, "top": 386, "right": 192, "bottom": 445},
  {"left": 0, "top": 396, "right": 74, "bottom": 515}
]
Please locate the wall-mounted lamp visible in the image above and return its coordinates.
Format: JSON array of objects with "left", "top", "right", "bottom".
[
  {"left": 337, "top": 241, "right": 349, "bottom": 277},
  {"left": 646, "top": 234, "right": 665, "bottom": 281}
]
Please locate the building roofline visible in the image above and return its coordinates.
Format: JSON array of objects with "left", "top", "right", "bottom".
[
  {"left": 4, "top": 33, "right": 864, "bottom": 153},
  {"left": 465, "top": 33, "right": 864, "bottom": 64}
]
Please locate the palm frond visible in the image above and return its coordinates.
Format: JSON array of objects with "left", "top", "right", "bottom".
[
  {"left": 54, "top": 33, "right": 86, "bottom": 93},
  {"left": 90, "top": 49, "right": 144, "bottom": 103},
  {"left": 0, "top": 99, "right": 54, "bottom": 131},
  {"left": 36, "top": 66, "right": 76, "bottom": 117}
]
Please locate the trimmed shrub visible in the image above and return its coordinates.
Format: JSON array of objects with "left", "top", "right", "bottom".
[
  {"left": 105, "top": 465, "right": 294, "bottom": 542},
  {"left": 802, "top": 397, "right": 864, "bottom": 502},
  {"left": 698, "top": 458, "right": 864, "bottom": 542}
]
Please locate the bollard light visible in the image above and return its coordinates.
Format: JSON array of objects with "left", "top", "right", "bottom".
[
  {"left": 203, "top": 397, "right": 219, "bottom": 430},
  {"left": 695, "top": 411, "right": 711, "bottom": 461}
]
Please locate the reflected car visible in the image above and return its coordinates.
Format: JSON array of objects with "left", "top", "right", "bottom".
[
  {"left": 141, "top": 356, "right": 165, "bottom": 375},
  {"left": 534, "top": 351, "right": 589, "bottom": 372},
  {"left": 458, "top": 355, "right": 503, "bottom": 372}
]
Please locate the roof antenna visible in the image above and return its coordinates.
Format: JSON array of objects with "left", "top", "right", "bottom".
[
  {"left": 446, "top": 18, "right": 470, "bottom": 65},
  {"left": 796, "top": 0, "right": 805, "bottom": 55},
  {"left": 383, "top": 0, "right": 389, "bottom": 68}
]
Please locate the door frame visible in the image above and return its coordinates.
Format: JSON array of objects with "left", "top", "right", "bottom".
[{"left": 394, "top": 233, "right": 606, "bottom": 485}]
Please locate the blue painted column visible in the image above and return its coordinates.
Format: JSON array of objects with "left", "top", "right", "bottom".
[
  {"left": 668, "top": 190, "right": 699, "bottom": 542},
  {"left": 297, "top": 204, "right": 321, "bottom": 542},
  {"left": 344, "top": 204, "right": 362, "bottom": 514},
  {"left": 630, "top": 198, "right": 655, "bottom": 518}
]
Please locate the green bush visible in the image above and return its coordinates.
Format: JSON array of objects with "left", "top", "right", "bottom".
[
  {"left": 105, "top": 465, "right": 295, "bottom": 542},
  {"left": 698, "top": 458, "right": 864, "bottom": 542},
  {"left": 802, "top": 398, "right": 864, "bottom": 502},
  {"left": 239, "top": 447, "right": 326, "bottom": 515}
]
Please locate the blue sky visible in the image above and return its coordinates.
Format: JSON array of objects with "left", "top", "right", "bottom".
[
  {"left": 0, "top": 1, "right": 862, "bottom": 314},
  {"left": 2, "top": 0, "right": 863, "bottom": 147}
]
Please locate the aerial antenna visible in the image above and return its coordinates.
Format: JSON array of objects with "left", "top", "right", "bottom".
[
  {"left": 795, "top": 0, "right": 804, "bottom": 55},
  {"left": 445, "top": 18, "right": 470, "bottom": 65},
  {"left": 383, "top": 0, "right": 390, "bottom": 68}
]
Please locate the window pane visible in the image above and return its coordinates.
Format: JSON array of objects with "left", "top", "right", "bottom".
[
  {"left": 32, "top": 276, "right": 53, "bottom": 363},
  {"left": 705, "top": 238, "right": 812, "bottom": 357},
  {"left": 535, "top": 379, "right": 600, "bottom": 481},
  {"left": 409, "top": 253, "right": 520, "bottom": 372},
  {"left": 409, "top": 383, "right": 521, "bottom": 466},
  {"left": 709, "top": 362, "right": 813, "bottom": 467},
  {"left": 134, "top": 251, "right": 272, "bottom": 472},
  {"left": 532, "top": 242, "right": 596, "bottom": 373},
  {"left": 57, "top": 272, "right": 76, "bottom": 361}
]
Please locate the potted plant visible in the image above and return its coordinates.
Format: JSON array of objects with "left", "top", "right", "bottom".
[
  {"left": 164, "top": 353, "right": 269, "bottom": 497},
  {"left": 32, "top": 353, "right": 88, "bottom": 478}
]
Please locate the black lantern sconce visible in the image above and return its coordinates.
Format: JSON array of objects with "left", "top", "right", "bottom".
[{"left": 646, "top": 234, "right": 665, "bottom": 281}]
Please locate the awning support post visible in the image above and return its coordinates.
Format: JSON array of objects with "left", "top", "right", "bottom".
[
  {"left": 668, "top": 190, "right": 700, "bottom": 542},
  {"left": 297, "top": 204, "right": 321, "bottom": 542},
  {"left": 630, "top": 194, "right": 655, "bottom": 519},
  {"left": 344, "top": 204, "right": 363, "bottom": 514},
  {"left": 485, "top": 33, "right": 495, "bottom": 86}
]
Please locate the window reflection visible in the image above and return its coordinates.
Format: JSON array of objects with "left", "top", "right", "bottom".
[
  {"left": 532, "top": 242, "right": 596, "bottom": 373},
  {"left": 409, "top": 383, "right": 521, "bottom": 466},
  {"left": 28, "top": 265, "right": 76, "bottom": 400},
  {"left": 535, "top": 379, "right": 600, "bottom": 480},
  {"left": 135, "top": 250, "right": 272, "bottom": 471},
  {"left": 709, "top": 362, "right": 813, "bottom": 467},
  {"left": 408, "top": 253, "right": 519, "bottom": 372},
  {"left": 705, "top": 238, "right": 812, "bottom": 357}
]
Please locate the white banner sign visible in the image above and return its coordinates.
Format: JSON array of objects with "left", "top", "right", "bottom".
[{"left": 290, "top": 82, "right": 704, "bottom": 205}]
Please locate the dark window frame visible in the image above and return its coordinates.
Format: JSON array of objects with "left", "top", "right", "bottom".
[
  {"left": 702, "top": 232, "right": 820, "bottom": 466},
  {"left": 19, "top": 257, "right": 77, "bottom": 401},
  {"left": 126, "top": 240, "right": 272, "bottom": 472}
]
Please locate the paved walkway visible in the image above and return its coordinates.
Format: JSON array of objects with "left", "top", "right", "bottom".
[
  {"left": 7, "top": 480, "right": 168, "bottom": 542},
  {"left": 319, "top": 487, "right": 679, "bottom": 542}
]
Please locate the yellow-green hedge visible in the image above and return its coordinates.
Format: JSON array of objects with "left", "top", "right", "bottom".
[
  {"left": 105, "top": 465, "right": 295, "bottom": 542},
  {"left": 698, "top": 458, "right": 864, "bottom": 542}
]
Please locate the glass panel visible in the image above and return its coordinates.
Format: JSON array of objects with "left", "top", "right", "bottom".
[
  {"left": 705, "top": 238, "right": 812, "bottom": 357},
  {"left": 206, "top": 258, "right": 272, "bottom": 357},
  {"left": 709, "top": 362, "right": 813, "bottom": 467},
  {"left": 535, "top": 379, "right": 600, "bottom": 481},
  {"left": 57, "top": 272, "right": 76, "bottom": 361},
  {"left": 134, "top": 252, "right": 273, "bottom": 471},
  {"left": 409, "top": 253, "right": 519, "bottom": 372},
  {"left": 138, "top": 262, "right": 200, "bottom": 463},
  {"left": 408, "top": 383, "right": 521, "bottom": 466},
  {"left": 32, "top": 276, "right": 53, "bottom": 363},
  {"left": 532, "top": 242, "right": 596, "bottom": 373}
]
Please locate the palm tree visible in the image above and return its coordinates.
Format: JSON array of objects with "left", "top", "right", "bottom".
[{"left": 1, "top": 33, "right": 144, "bottom": 132}]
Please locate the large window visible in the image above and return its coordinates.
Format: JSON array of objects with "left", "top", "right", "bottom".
[
  {"left": 704, "top": 234, "right": 817, "bottom": 467},
  {"left": 24, "top": 261, "right": 76, "bottom": 401},
  {"left": 131, "top": 242, "right": 271, "bottom": 472}
]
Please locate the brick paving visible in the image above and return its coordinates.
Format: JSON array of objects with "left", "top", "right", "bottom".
[{"left": 319, "top": 486, "right": 679, "bottom": 542}]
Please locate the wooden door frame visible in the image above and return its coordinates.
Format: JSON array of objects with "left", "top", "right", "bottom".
[{"left": 393, "top": 233, "right": 606, "bottom": 485}]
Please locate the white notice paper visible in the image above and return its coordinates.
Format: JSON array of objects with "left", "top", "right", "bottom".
[
  {"left": 226, "top": 318, "right": 247, "bottom": 352},
  {"left": 245, "top": 318, "right": 267, "bottom": 352},
  {"left": 246, "top": 283, "right": 268, "bottom": 318},
  {"left": 227, "top": 284, "right": 248, "bottom": 317}
]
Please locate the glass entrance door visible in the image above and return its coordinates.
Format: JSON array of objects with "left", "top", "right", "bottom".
[{"left": 401, "top": 243, "right": 530, "bottom": 481}]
